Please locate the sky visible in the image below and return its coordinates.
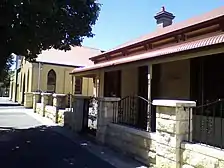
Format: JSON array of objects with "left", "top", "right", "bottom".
[
  {"left": 12, "top": 0, "right": 223, "bottom": 69},
  {"left": 83, "top": 0, "right": 224, "bottom": 51}
]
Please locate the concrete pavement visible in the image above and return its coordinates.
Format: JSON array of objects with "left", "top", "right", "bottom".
[
  {"left": 0, "top": 97, "right": 147, "bottom": 168},
  {"left": 0, "top": 97, "right": 20, "bottom": 106}
]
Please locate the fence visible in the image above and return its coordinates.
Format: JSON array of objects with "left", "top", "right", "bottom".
[
  {"left": 112, "top": 95, "right": 155, "bottom": 132},
  {"left": 190, "top": 99, "right": 224, "bottom": 149}
]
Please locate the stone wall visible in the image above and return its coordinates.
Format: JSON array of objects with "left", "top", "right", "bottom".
[
  {"left": 106, "top": 123, "right": 156, "bottom": 167},
  {"left": 181, "top": 142, "right": 224, "bottom": 168},
  {"left": 24, "top": 92, "right": 33, "bottom": 108},
  {"left": 45, "top": 105, "right": 65, "bottom": 124},
  {"left": 45, "top": 105, "right": 57, "bottom": 122},
  {"left": 36, "top": 103, "right": 43, "bottom": 115},
  {"left": 58, "top": 109, "right": 65, "bottom": 125}
]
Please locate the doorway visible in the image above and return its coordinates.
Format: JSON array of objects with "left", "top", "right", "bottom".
[
  {"left": 104, "top": 70, "right": 121, "bottom": 97},
  {"left": 137, "top": 66, "right": 148, "bottom": 130}
]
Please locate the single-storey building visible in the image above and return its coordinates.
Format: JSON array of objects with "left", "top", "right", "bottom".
[
  {"left": 10, "top": 46, "right": 103, "bottom": 104},
  {"left": 70, "top": 6, "right": 224, "bottom": 168}
]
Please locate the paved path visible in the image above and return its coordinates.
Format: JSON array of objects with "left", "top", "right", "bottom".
[
  {"left": 0, "top": 97, "right": 147, "bottom": 168},
  {"left": 0, "top": 97, "right": 19, "bottom": 106},
  {"left": 0, "top": 98, "right": 116, "bottom": 168}
]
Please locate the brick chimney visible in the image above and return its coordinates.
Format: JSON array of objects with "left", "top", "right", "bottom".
[{"left": 154, "top": 6, "right": 175, "bottom": 28}]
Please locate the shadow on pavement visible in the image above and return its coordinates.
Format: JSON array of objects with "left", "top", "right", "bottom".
[
  {"left": 0, "top": 125, "right": 117, "bottom": 168},
  {"left": 0, "top": 103, "right": 20, "bottom": 107}
]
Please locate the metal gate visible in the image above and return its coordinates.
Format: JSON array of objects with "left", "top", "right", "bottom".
[{"left": 82, "top": 97, "right": 98, "bottom": 136}]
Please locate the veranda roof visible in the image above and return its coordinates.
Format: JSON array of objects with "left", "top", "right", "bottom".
[{"left": 71, "top": 33, "right": 224, "bottom": 74}]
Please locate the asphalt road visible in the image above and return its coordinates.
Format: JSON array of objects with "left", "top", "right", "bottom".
[{"left": 0, "top": 98, "right": 116, "bottom": 168}]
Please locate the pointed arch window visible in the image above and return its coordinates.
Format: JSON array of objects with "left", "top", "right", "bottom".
[{"left": 47, "top": 69, "right": 56, "bottom": 93}]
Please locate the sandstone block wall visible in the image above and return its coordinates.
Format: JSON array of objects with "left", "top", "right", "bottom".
[
  {"left": 36, "top": 103, "right": 43, "bottom": 115},
  {"left": 181, "top": 142, "right": 224, "bottom": 168},
  {"left": 45, "top": 105, "right": 57, "bottom": 122},
  {"left": 24, "top": 93, "right": 33, "bottom": 108},
  {"left": 105, "top": 123, "right": 156, "bottom": 167}
]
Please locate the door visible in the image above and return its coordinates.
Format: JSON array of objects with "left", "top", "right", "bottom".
[
  {"left": 138, "top": 66, "right": 148, "bottom": 130},
  {"left": 104, "top": 70, "right": 121, "bottom": 97}
]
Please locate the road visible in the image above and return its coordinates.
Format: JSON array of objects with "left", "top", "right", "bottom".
[{"left": 0, "top": 98, "right": 116, "bottom": 168}]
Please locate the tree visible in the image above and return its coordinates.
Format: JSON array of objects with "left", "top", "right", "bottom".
[
  {"left": 0, "top": 55, "right": 14, "bottom": 89},
  {"left": 0, "top": 0, "right": 101, "bottom": 72}
]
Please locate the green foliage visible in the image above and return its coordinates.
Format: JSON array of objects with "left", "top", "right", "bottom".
[
  {"left": 0, "top": 0, "right": 101, "bottom": 71},
  {"left": 0, "top": 56, "right": 14, "bottom": 88}
]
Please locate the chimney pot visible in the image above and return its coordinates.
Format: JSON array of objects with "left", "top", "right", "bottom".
[{"left": 154, "top": 7, "right": 175, "bottom": 28}]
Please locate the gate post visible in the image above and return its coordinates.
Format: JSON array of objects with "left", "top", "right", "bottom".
[
  {"left": 33, "top": 92, "right": 40, "bottom": 113},
  {"left": 96, "top": 97, "right": 120, "bottom": 144},
  {"left": 72, "top": 96, "right": 90, "bottom": 132},
  {"left": 24, "top": 92, "right": 33, "bottom": 108},
  {"left": 152, "top": 100, "right": 195, "bottom": 168},
  {"left": 41, "top": 93, "right": 52, "bottom": 117}
]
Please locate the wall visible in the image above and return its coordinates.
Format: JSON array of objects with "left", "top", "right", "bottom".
[
  {"left": 15, "top": 58, "right": 33, "bottom": 103},
  {"left": 97, "top": 66, "right": 139, "bottom": 98},
  {"left": 32, "top": 63, "right": 73, "bottom": 93},
  {"left": 98, "top": 70, "right": 104, "bottom": 97},
  {"left": 32, "top": 63, "right": 94, "bottom": 95},
  {"left": 158, "top": 59, "right": 190, "bottom": 99},
  {"left": 106, "top": 123, "right": 156, "bottom": 167},
  {"left": 121, "top": 66, "right": 138, "bottom": 97},
  {"left": 82, "top": 78, "right": 94, "bottom": 96},
  {"left": 181, "top": 142, "right": 224, "bottom": 168}
]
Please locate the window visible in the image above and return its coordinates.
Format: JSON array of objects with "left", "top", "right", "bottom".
[
  {"left": 47, "top": 69, "right": 56, "bottom": 93},
  {"left": 75, "top": 77, "right": 82, "bottom": 94}
]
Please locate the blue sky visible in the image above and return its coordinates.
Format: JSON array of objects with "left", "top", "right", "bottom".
[{"left": 83, "top": 0, "right": 224, "bottom": 50}]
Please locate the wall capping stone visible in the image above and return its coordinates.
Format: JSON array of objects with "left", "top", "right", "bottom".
[
  {"left": 181, "top": 142, "right": 224, "bottom": 161},
  {"left": 53, "top": 93, "right": 66, "bottom": 97},
  {"left": 33, "top": 92, "right": 41, "bottom": 95},
  {"left": 108, "top": 123, "right": 157, "bottom": 141},
  {"left": 41, "top": 93, "right": 52, "bottom": 96},
  {"left": 152, "top": 99, "right": 196, "bottom": 107}
]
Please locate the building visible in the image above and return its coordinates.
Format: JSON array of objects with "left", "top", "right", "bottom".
[
  {"left": 10, "top": 46, "right": 102, "bottom": 104},
  {"left": 71, "top": 6, "right": 224, "bottom": 167},
  {"left": 10, "top": 54, "right": 22, "bottom": 102}
]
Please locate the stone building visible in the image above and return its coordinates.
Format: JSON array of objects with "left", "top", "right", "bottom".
[
  {"left": 10, "top": 46, "right": 103, "bottom": 104},
  {"left": 70, "top": 6, "right": 224, "bottom": 168}
]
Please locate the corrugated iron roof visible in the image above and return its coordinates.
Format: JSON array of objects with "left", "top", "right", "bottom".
[
  {"left": 90, "top": 6, "right": 224, "bottom": 61},
  {"left": 71, "top": 33, "right": 224, "bottom": 74}
]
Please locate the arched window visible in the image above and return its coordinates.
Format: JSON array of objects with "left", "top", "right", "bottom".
[{"left": 47, "top": 69, "right": 56, "bottom": 93}]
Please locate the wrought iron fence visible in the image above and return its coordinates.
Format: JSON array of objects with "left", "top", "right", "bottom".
[
  {"left": 191, "top": 99, "right": 224, "bottom": 149},
  {"left": 112, "top": 95, "right": 154, "bottom": 132}
]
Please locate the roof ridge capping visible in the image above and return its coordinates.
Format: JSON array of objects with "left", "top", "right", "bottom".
[{"left": 90, "top": 6, "right": 224, "bottom": 60}]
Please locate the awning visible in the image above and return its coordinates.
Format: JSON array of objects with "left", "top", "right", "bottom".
[{"left": 71, "top": 33, "right": 224, "bottom": 74}]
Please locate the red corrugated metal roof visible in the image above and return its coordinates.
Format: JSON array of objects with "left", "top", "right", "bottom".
[
  {"left": 71, "top": 33, "right": 224, "bottom": 74},
  {"left": 90, "top": 6, "right": 224, "bottom": 61}
]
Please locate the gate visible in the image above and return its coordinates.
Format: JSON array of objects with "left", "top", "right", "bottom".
[{"left": 82, "top": 97, "right": 98, "bottom": 136}]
